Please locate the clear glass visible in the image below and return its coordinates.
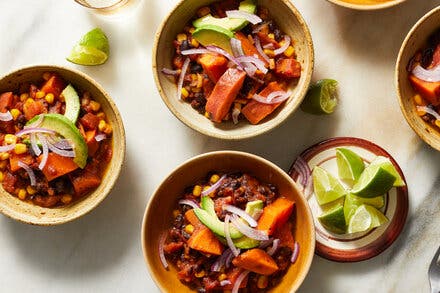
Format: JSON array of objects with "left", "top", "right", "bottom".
[{"left": 74, "top": 0, "right": 139, "bottom": 14}]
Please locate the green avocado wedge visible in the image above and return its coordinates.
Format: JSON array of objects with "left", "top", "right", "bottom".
[
  {"left": 27, "top": 114, "right": 88, "bottom": 168},
  {"left": 193, "top": 0, "right": 257, "bottom": 31},
  {"left": 193, "top": 207, "right": 243, "bottom": 239},
  {"left": 61, "top": 84, "right": 81, "bottom": 124},
  {"left": 192, "top": 25, "right": 234, "bottom": 54}
]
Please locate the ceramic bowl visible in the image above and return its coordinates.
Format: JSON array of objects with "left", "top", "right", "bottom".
[
  {"left": 141, "top": 151, "right": 315, "bottom": 292},
  {"left": 326, "top": 0, "right": 406, "bottom": 10},
  {"left": 396, "top": 7, "right": 440, "bottom": 151},
  {"left": 0, "top": 65, "right": 126, "bottom": 225},
  {"left": 153, "top": 0, "right": 314, "bottom": 140}
]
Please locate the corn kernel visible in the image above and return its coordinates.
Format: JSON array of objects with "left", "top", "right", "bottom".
[
  {"left": 263, "top": 49, "right": 275, "bottom": 58},
  {"left": 0, "top": 172, "right": 3, "bottom": 182},
  {"left": 284, "top": 46, "right": 295, "bottom": 57},
  {"left": 204, "top": 111, "right": 210, "bottom": 118},
  {"left": 435, "top": 120, "right": 440, "bottom": 128},
  {"left": 0, "top": 152, "right": 9, "bottom": 161},
  {"left": 98, "top": 120, "right": 107, "bottom": 132},
  {"left": 17, "top": 189, "right": 27, "bottom": 200},
  {"left": 413, "top": 94, "right": 425, "bottom": 106},
  {"left": 196, "top": 74, "right": 203, "bottom": 89},
  {"left": 96, "top": 112, "right": 106, "bottom": 119},
  {"left": 42, "top": 72, "right": 52, "bottom": 80},
  {"left": 26, "top": 186, "right": 36, "bottom": 195},
  {"left": 218, "top": 274, "right": 228, "bottom": 282},
  {"left": 188, "top": 27, "right": 195, "bottom": 34},
  {"left": 89, "top": 100, "right": 101, "bottom": 112},
  {"left": 181, "top": 87, "right": 189, "bottom": 98},
  {"left": 4, "top": 134, "right": 17, "bottom": 145},
  {"left": 14, "top": 143, "right": 27, "bottom": 155},
  {"left": 173, "top": 209, "right": 180, "bottom": 218},
  {"left": 103, "top": 124, "right": 112, "bottom": 135},
  {"left": 268, "top": 33, "right": 274, "bottom": 39},
  {"left": 61, "top": 195, "right": 73, "bottom": 204},
  {"left": 203, "top": 186, "right": 211, "bottom": 192},
  {"left": 191, "top": 38, "right": 199, "bottom": 48},
  {"left": 210, "top": 174, "right": 220, "bottom": 184},
  {"left": 20, "top": 93, "right": 29, "bottom": 102},
  {"left": 257, "top": 275, "right": 268, "bottom": 289},
  {"left": 10, "top": 109, "right": 21, "bottom": 120},
  {"left": 177, "top": 33, "right": 187, "bottom": 42},
  {"left": 193, "top": 185, "right": 202, "bottom": 196},
  {"left": 417, "top": 109, "right": 426, "bottom": 116},
  {"left": 45, "top": 93, "right": 55, "bottom": 104},
  {"left": 195, "top": 270, "right": 205, "bottom": 278},
  {"left": 0, "top": 160, "right": 7, "bottom": 169},
  {"left": 35, "top": 91, "right": 46, "bottom": 99},
  {"left": 25, "top": 98, "right": 34, "bottom": 105},
  {"left": 184, "top": 224, "right": 194, "bottom": 234},
  {"left": 269, "top": 58, "right": 275, "bottom": 70},
  {"left": 197, "top": 6, "right": 210, "bottom": 17}
]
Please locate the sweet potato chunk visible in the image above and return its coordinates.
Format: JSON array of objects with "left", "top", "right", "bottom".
[
  {"left": 235, "top": 32, "right": 268, "bottom": 65},
  {"left": 0, "top": 92, "right": 13, "bottom": 112},
  {"left": 9, "top": 153, "right": 34, "bottom": 172},
  {"left": 38, "top": 153, "right": 79, "bottom": 181},
  {"left": 41, "top": 74, "right": 65, "bottom": 97},
  {"left": 232, "top": 248, "right": 279, "bottom": 275},
  {"left": 198, "top": 53, "right": 228, "bottom": 83},
  {"left": 71, "top": 171, "right": 101, "bottom": 195},
  {"left": 185, "top": 209, "right": 203, "bottom": 228},
  {"left": 187, "top": 226, "right": 224, "bottom": 255},
  {"left": 275, "top": 58, "right": 301, "bottom": 79},
  {"left": 23, "top": 100, "right": 47, "bottom": 121},
  {"left": 409, "top": 74, "right": 440, "bottom": 105},
  {"left": 257, "top": 197, "right": 295, "bottom": 235}
]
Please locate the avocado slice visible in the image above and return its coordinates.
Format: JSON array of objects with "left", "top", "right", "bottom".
[
  {"left": 61, "top": 84, "right": 81, "bottom": 124},
  {"left": 193, "top": 208, "right": 243, "bottom": 239},
  {"left": 193, "top": 0, "right": 257, "bottom": 31},
  {"left": 27, "top": 114, "right": 88, "bottom": 168},
  {"left": 200, "top": 195, "right": 217, "bottom": 217},
  {"left": 231, "top": 200, "right": 264, "bottom": 249},
  {"left": 192, "top": 25, "right": 234, "bottom": 54}
]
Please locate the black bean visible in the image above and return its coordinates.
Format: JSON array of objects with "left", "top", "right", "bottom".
[
  {"left": 241, "top": 23, "right": 253, "bottom": 35},
  {"left": 274, "top": 29, "right": 282, "bottom": 42},
  {"left": 190, "top": 63, "right": 203, "bottom": 73},
  {"left": 180, "top": 40, "right": 191, "bottom": 51},
  {"left": 421, "top": 47, "right": 434, "bottom": 68}
]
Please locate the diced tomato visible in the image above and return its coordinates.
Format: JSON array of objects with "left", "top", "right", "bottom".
[
  {"left": 41, "top": 74, "right": 65, "bottom": 97},
  {"left": 0, "top": 92, "right": 13, "bottom": 112},
  {"left": 409, "top": 74, "right": 440, "bottom": 105},
  {"left": 80, "top": 113, "right": 100, "bottom": 130},
  {"left": 33, "top": 195, "right": 61, "bottom": 208},
  {"left": 2, "top": 172, "right": 17, "bottom": 194},
  {"left": 70, "top": 169, "right": 101, "bottom": 195},
  {"left": 23, "top": 100, "right": 47, "bottom": 121},
  {"left": 275, "top": 58, "right": 301, "bottom": 78}
]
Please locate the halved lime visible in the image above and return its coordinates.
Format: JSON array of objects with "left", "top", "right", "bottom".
[
  {"left": 344, "top": 193, "right": 384, "bottom": 223},
  {"left": 67, "top": 28, "right": 109, "bottom": 66},
  {"left": 351, "top": 163, "right": 396, "bottom": 198},
  {"left": 318, "top": 202, "right": 346, "bottom": 234},
  {"left": 301, "top": 79, "right": 338, "bottom": 115},
  {"left": 347, "top": 205, "right": 372, "bottom": 234},
  {"left": 336, "top": 148, "right": 365, "bottom": 182},
  {"left": 312, "top": 166, "right": 346, "bottom": 205},
  {"left": 369, "top": 156, "right": 405, "bottom": 187}
]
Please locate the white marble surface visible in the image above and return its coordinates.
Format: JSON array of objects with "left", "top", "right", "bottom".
[{"left": 0, "top": 0, "right": 439, "bottom": 292}]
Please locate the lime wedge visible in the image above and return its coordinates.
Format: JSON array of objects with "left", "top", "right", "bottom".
[
  {"left": 312, "top": 166, "right": 346, "bottom": 205},
  {"left": 336, "top": 148, "right": 365, "bottom": 182},
  {"left": 318, "top": 202, "right": 346, "bottom": 234},
  {"left": 365, "top": 205, "right": 388, "bottom": 228},
  {"left": 344, "top": 193, "right": 385, "bottom": 223},
  {"left": 369, "top": 156, "right": 405, "bottom": 187},
  {"left": 351, "top": 163, "right": 396, "bottom": 198},
  {"left": 347, "top": 205, "right": 372, "bottom": 234},
  {"left": 67, "top": 28, "right": 109, "bottom": 66},
  {"left": 301, "top": 79, "right": 338, "bottom": 115}
]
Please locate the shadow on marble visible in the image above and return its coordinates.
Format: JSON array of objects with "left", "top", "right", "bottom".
[{"left": 1, "top": 151, "right": 147, "bottom": 277}]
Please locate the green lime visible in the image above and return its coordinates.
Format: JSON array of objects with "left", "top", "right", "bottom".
[
  {"left": 312, "top": 166, "right": 346, "bottom": 205},
  {"left": 67, "top": 28, "right": 109, "bottom": 66},
  {"left": 365, "top": 205, "right": 388, "bottom": 228},
  {"left": 343, "top": 193, "right": 385, "bottom": 223},
  {"left": 347, "top": 204, "right": 372, "bottom": 234},
  {"left": 301, "top": 79, "right": 338, "bottom": 115},
  {"left": 336, "top": 148, "right": 365, "bottom": 182},
  {"left": 369, "top": 156, "right": 405, "bottom": 187},
  {"left": 318, "top": 202, "right": 346, "bottom": 234},
  {"left": 351, "top": 163, "right": 396, "bottom": 198}
]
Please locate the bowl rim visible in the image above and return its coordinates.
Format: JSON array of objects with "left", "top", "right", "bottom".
[
  {"left": 0, "top": 64, "right": 126, "bottom": 225},
  {"left": 395, "top": 6, "right": 440, "bottom": 151},
  {"left": 152, "top": 0, "right": 315, "bottom": 140},
  {"left": 326, "top": 0, "right": 406, "bottom": 10},
  {"left": 141, "top": 150, "right": 316, "bottom": 292}
]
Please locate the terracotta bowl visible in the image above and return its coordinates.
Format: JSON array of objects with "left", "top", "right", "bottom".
[
  {"left": 326, "top": 0, "right": 406, "bottom": 10},
  {"left": 396, "top": 7, "right": 440, "bottom": 151},
  {"left": 141, "top": 151, "right": 315, "bottom": 292},
  {"left": 153, "top": 0, "right": 314, "bottom": 140},
  {"left": 0, "top": 65, "right": 126, "bottom": 225}
]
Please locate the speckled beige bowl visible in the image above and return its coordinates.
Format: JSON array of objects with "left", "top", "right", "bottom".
[
  {"left": 141, "top": 151, "right": 315, "bottom": 292},
  {"left": 0, "top": 65, "right": 126, "bottom": 225},
  {"left": 326, "top": 0, "right": 406, "bottom": 10},
  {"left": 396, "top": 7, "right": 440, "bottom": 151},
  {"left": 153, "top": 0, "right": 314, "bottom": 140}
]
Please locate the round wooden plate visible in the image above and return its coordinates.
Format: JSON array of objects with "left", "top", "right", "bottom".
[{"left": 288, "top": 137, "right": 408, "bottom": 262}]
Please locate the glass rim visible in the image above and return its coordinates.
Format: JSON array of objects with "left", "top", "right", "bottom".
[{"left": 74, "top": 0, "right": 128, "bottom": 11}]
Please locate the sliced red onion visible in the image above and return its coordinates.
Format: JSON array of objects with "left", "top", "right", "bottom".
[
  {"left": 254, "top": 37, "right": 270, "bottom": 64},
  {"left": 211, "top": 248, "right": 232, "bottom": 272},
  {"left": 235, "top": 56, "right": 268, "bottom": 74},
  {"left": 417, "top": 106, "right": 440, "bottom": 120},
  {"left": 47, "top": 140, "right": 75, "bottom": 157},
  {"left": 178, "top": 199, "right": 199, "bottom": 209},
  {"left": 267, "top": 91, "right": 289, "bottom": 103},
  {"left": 177, "top": 58, "right": 190, "bottom": 100},
  {"left": 181, "top": 48, "right": 212, "bottom": 56},
  {"left": 252, "top": 91, "right": 291, "bottom": 104},
  {"left": 232, "top": 107, "right": 240, "bottom": 125},
  {"left": 201, "top": 174, "right": 227, "bottom": 197},
  {"left": 303, "top": 176, "right": 314, "bottom": 199},
  {"left": 16, "top": 127, "right": 56, "bottom": 137},
  {"left": 27, "top": 115, "right": 43, "bottom": 127},
  {"left": 0, "top": 111, "right": 12, "bottom": 122},
  {"left": 267, "top": 239, "right": 280, "bottom": 256},
  {"left": 292, "top": 156, "right": 311, "bottom": 187},
  {"left": 30, "top": 134, "right": 41, "bottom": 156},
  {"left": 223, "top": 204, "right": 257, "bottom": 227},
  {"left": 232, "top": 270, "right": 249, "bottom": 293},
  {"left": 290, "top": 241, "right": 300, "bottom": 263},
  {"left": 412, "top": 64, "right": 440, "bottom": 82},
  {"left": 251, "top": 209, "right": 263, "bottom": 220},
  {"left": 0, "top": 144, "right": 16, "bottom": 153},
  {"left": 158, "top": 232, "right": 169, "bottom": 269},
  {"left": 161, "top": 68, "right": 180, "bottom": 76},
  {"left": 205, "top": 46, "right": 242, "bottom": 68},
  {"left": 94, "top": 134, "right": 106, "bottom": 142},
  {"left": 226, "top": 10, "right": 262, "bottom": 25},
  {"left": 230, "top": 214, "right": 268, "bottom": 241},
  {"left": 230, "top": 38, "right": 244, "bottom": 57},
  {"left": 37, "top": 134, "right": 49, "bottom": 170},
  {"left": 220, "top": 280, "right": 232, "bottom": 287},
  {"left": 18, "top": 161, "right": 37, "bottom": 186},
  {"left": 259, "top": 238, "right": 274, "bottom": 249},
  {"left": 224, "top": 215, "right": 240, "bottom": 257},
  {"left": 51, "top": 138, "right": 73, "bottom": 150},
  {"left": 263, "top": 43, "right": 275, "bottom": 49},
  {"left": 274, "top": 35, "right": 291, "bottom": 56}
]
